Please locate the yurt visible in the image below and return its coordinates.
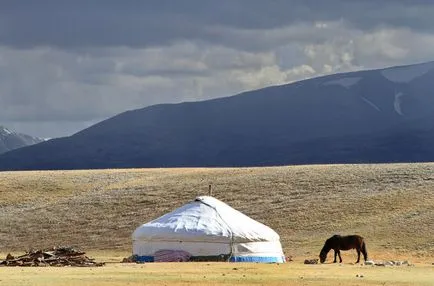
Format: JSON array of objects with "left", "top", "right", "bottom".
[{"left": 132, "top": 196, "right": 285, "bottom": 262}]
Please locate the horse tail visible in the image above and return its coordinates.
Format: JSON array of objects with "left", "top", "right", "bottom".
[{"left": 361, "top": 240, "right": 368, "bottom": 261}]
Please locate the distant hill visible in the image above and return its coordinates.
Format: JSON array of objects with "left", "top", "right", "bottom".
[
  {"left": 0, "top": 126, "right": 44, "bottom": 155},
  {"left": 1, "top": 61, "right": 434, "bottom": 170}
]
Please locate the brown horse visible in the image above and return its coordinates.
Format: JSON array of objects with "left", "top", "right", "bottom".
[{"left": 319, "top": 234, "right": 368, "bottom": 263}]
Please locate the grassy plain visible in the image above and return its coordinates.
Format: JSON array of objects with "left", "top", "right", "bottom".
[
  {"left": 0, "top": 261, "right": 433, "bottom": 286},
  {"left": 0, "top": 163, "right": 433, "bottom": 285}
]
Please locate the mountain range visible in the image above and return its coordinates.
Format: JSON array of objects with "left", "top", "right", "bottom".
[
  {"left": 0, "top": 126, "right": 44, "bottom": 155},
  {"left": 1, "top": 61, "right": 434, "bottom": 170}
]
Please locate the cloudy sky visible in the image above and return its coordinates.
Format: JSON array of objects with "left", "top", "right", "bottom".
[{"left": 1, "top": 0, "right": 434, "bottom": 138}]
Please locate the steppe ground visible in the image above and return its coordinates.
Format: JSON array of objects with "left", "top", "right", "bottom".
[{"left": 0, "top": 163, "right": 433, "bottom": 285}]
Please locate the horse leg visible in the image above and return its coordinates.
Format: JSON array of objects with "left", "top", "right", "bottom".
[
  {"left": 362, "top": 241, "right": 368, "bottom": 261},
  {"left": 333, "top": 250, "right": 337, "bottom": 263},
  {"left": 356, "top": 248, "right": 361, "bottom": 263},
  {"left": 337, "top": 250, "right": 342, "bottom": 263}
]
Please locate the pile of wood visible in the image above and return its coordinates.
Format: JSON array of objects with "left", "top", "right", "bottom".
[
  {"left": 0, "top": 246, "right": 105, "bottom": 267},
  {"left": 304, "top": 259, "right": 319, "bottom": 264},
  {"left": 121, "top": 255, "right": 138, "bottom": 263}
]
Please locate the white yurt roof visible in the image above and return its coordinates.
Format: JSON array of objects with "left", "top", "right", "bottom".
[
  {"left": 132, "top": 196, "right": 280, "bottom": 243},
  {"left": 132, "top": 196, "right": 285, "bottom": 263}
]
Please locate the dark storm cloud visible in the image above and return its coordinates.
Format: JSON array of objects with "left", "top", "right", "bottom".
[{"left": 1, "top": 0, "right": 434, "bottom": 50}]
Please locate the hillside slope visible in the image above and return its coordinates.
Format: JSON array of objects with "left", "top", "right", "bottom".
[
  {"left": 1, "top": 62, "right": 434, "bottom": 170},
  {"left": 0, "top": 163, "right": 433, "bottom": 260}
]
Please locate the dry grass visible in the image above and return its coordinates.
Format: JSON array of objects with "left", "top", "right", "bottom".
[
  {"left": 0, "top": 262, "right": 433, "bottom": 286},
  {"left": 0, "top": 163, "right": 433, "bottom": 263}
]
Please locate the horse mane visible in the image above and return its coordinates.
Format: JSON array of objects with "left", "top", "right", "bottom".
[
  {"left": 320, "top": 240, "right": 332, "bottom": 254},
  {"left": 320, "top": 235, "right": 340, "bottom": 254}
]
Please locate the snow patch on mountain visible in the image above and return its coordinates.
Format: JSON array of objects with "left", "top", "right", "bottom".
[
  {"left": 0, "top": 126, "right": 45, "bottom": 154},
  {"left": 381, "top": 62, "right": 434, "bottom": 83},
  {"left": 0, "top": 126, "right": 13, "bottom": 135},
  {"left": 361, "top": 97, "right": 381, "bottom": 112},
  {"left": 394, "top": 92, "right": 404, "bottom": 115},
  {"left": 323, "top": 77, "right": 362, "bottom": 88}
]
